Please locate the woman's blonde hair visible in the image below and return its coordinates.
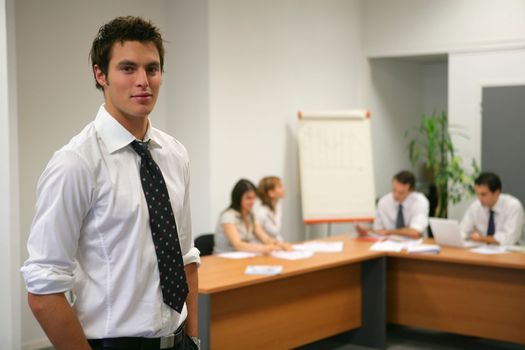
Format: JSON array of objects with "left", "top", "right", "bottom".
[{"left": 257, "top": 176, "right": 281, "bottom": 212}]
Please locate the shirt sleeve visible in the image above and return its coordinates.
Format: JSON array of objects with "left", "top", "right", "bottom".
[
  {"left": 220, "top": 210, "right": 237, "bottom": 225},
  {"left": 494, "top": 200, "right": 525, "bottom": 246},
  {"left": 21, "top": 150, "right": 94, "bottom": 295},
  {"left": 255, "top": 206, "right": 279, "bottom": 239},
  {"left": 373, "top": 197, "right": 387, "bottom": 231},
  {"left": 179, "top": 154, "right": 200, "bottom": 267},
  {"left": 408, "top": 195, "right": 429, "bottom": 234},
  {"left": 459, "top": 203, "right": 477, "bottom": 240}
]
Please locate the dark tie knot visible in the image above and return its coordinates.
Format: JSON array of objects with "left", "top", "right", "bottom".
[{"left": 130, "top": 140, "right": 152, "bottom": 159}]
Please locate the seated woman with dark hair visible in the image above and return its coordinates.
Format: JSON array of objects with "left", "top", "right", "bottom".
[{"left": 214, "top": 179, "right": 291, "bottom": 254}]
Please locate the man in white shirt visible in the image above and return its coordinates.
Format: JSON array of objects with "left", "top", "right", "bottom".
[
  {"left": 21, "top": 17, "right": 200, "bottom": 350},
  {"left": 357, "top": 170, "right": 429, "bottom": 239},
  {"left": 460, "top": 172, "right": 525, "bottom": 246}
]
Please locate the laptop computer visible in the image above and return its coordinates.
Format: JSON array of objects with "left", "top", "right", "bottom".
[{"left": 429, "top": 218, "right": 480, "bottom": 248}]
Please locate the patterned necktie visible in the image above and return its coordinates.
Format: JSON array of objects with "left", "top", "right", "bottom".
[
  {"left": 396, "top": 204, "right": 405, "bottom": 229},
  {"left": 130, "top": 140, "right": 188, "bottom": 313},
  {"left": 487, "top": 209, "right": 495, "bottom": 236}
]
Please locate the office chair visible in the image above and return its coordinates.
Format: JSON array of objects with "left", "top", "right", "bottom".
[{"left": 194, "top": 233, "right": 214, "bottom": 256}]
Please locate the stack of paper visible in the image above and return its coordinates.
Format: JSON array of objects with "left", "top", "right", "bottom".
[
  {"left": 406, "top": 244, "right": 440, "bottom": 254},
  {"left": 271, "top": 250, "right": 314, "bottom": 260},
  {"left": 469, "top": 245, "right": 507, "bottom": 255}
]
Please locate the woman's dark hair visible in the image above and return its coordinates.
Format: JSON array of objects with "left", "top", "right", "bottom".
[
  {"left": 229, "top": 179, "right": 257, "bottom": 213},
  {"left": 90, "top": 16, "right": 165, "bottom": 90}
]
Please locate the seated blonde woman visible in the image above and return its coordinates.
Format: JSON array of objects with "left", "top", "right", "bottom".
[
  {"left": 214, "top": 179, "right": 291, "bottom": 254},
  {"left": 255, "top": 176, "right": 285, "bottom": 242}
]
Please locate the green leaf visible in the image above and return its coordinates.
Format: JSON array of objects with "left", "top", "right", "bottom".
[{"left": 405, "top": 112, "right": 478, "bottom": 218}]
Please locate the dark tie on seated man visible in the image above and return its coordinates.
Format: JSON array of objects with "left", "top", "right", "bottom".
[
  {"left": 460, "top": 172, "right": 525, "bottom": 246},
  {"left": 356, "top": 170, "right": 429, "bottom": 240},
  {"left": 21, "top": 16, "right": 200, "bottom": 350}
]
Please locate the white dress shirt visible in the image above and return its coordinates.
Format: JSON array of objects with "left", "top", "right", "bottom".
[
  {"left": 460, "top": 193, "right": 525, "bottom": 246},
  {"left": 373, "top": 191, "right": 429, "bottom": 235},
  {"left": 21, "top": 105, "right": 200, "bottom": 339},
  {"left": 254, "top": 201, "right": 283, "bottom": 241}
]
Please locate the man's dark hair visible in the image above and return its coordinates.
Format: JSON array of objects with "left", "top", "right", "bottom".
[
  {"left": 393, "top": 170, "right": 416, "bottom": 190},
  {"left": 90, "top": 16, "right": 165, "bottom": 90},
  {"left": 230, "top": 179, "right": 257, "bottom": 213},
  {"left": 475, "top": 172, "right": 502, "bottom": 192}
]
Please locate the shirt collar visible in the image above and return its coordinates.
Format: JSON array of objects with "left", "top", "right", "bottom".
[
  {"left": 490, "top": 193, "right": 504, "bottom": 213},
  {"left": 94, "top": 105, "right": 162, "bottom": 154},
  {"left": 396, "top": 191, "right": 414, "bottom": 205}
]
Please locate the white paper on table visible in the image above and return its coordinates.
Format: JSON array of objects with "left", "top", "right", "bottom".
[
  {"left": 400, "top": 238, "right": 424, "bottom": 248},
  {"left": 244, "top": 265, "right": 283, "bottom": 275},
  {"left": 217, "top": 251, "right": 260, "bottom": 259},
  {"left": 369, "top": 240, "right": 404, "bottom": 252},
  {"left": 292, "top": 241, "right": 344, "bottom": 253},
  {"left": 469, "top": 245, "right": 507, "bottom": 255},
  {"left": 407, "top": 244, "right": 440, "bottom": 254},
  {"left": 505, "top": 245, "right": 525, "bottom": 254},
  {"left": 271, "top": 250, "right": 315, "bottom": 260}
]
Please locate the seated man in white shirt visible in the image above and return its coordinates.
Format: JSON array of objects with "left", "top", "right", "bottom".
[
  {"left": 356, "top": 170, "right": 429, "bottom": 239},
  {"left": 460, "top": 172, "right": 525, "bottom": 246}
]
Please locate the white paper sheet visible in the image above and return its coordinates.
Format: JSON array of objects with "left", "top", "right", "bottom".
[
  {"left": 244, "top": 265, "right": 283, "bottom": 275},
  {"left": 505, "top": 245, "right": 525, "bottom": 254},
  {"left": 469, "top": 245, "right": 508, "bottom": 255},
  {"left": 406, "top": 244, "right": 440, "bottom": 254},
  {"left": 217, "top": 251, "right": 260, "bottom": 259},
  {"left": 271, "top": 250, "right": 315, "bottom": 260},
  {"left": 292, "top": 241, "right": 344, "bottom": 253}
]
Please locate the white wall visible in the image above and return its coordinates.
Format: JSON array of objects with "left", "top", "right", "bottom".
[
  {"left": 448, "top": 49, "right": 525, "bottom": 219},
  {"left": 165, "top": 0, "right": 211, "bottom": 237},
  {"left": 208, "top": 0, "right": 363, "bottom": 242},
  {"left": 1, "top": 0, "right": 21, "bottom": 348},
  {"left": 422, "top": 62, "right": 448, "bottom": 115},
  {"left": 363, "top": 0, "right": 525, "bottom": 57},
  {"left": 362, "top": 57, "right": 448, "bottom": 205},
  {"left": 364, "top": 59, "right": 423, "bottom": 196}
]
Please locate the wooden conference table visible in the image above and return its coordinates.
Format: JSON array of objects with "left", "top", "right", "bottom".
[{"left": 198, "top": 235, "right": 525, "bottom": 349}]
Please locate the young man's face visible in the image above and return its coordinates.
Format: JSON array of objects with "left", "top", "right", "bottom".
[
  {"left": 474, "top": 184, "right": 500, "bottom": 208},
  {"left": 94, "top": 40, "right": 162, "bottom": 124},
  {"left": 392, "top": 179, "right": 411, "bottom": 203}
]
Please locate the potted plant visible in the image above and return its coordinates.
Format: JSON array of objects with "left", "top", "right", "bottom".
[{"left": 406, "top": 112, "right": 479, "bottom": 218}]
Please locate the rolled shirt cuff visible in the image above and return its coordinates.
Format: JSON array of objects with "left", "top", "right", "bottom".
[
  {"left": 21, "top": 263, "right": 74, "bottom": 294},
  {"left": 183, "top": 246, "right": 201, "bottom": 267}
]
